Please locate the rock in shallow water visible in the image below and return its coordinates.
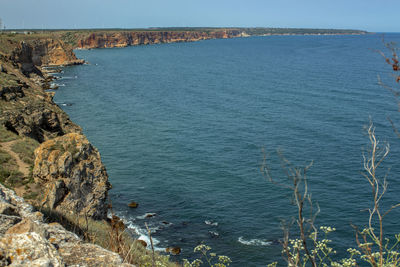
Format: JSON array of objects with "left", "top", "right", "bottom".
[
  {"left": 128, "top": 201, "right": 139, "bottom": 208},
  {"left": 166, "top": 246, "right": 181, "bottom": 255}
]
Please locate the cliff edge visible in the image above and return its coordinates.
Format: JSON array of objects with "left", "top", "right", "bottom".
[
  {"left": 75, "top": 29, "right": 244, "bottom": 49},
  {"left": 0, "top": 36, "right": 108, "bottom": 219},
  {"left": 0, "top": 33, "right": 175, "bottom": 267}
]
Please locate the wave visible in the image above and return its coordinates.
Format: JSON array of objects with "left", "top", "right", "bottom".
[
  {"left": 136, "top": 213, "right": 157, "bottom": 219},
  {"left": 114, "top": 213, "right": 166, "bottom": 252},
  {"left": 238, "top": 237, "right": 271, "bottom": 246},
  {"left": 204, "top": 220, "right": 218, "bottom": 226},
  {"left": 209, "top": 231, "right": 219, "bottom": 237},
  {"left": 49, "top": 83, "right": 65, "bottom": 89},
  {"left": 59, "top": 103, "right": 73, "bottom": 107}
]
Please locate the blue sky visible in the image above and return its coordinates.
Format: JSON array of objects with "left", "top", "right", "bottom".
[{"left": 1, "top": 0, "right": 399, "bottom": 32}]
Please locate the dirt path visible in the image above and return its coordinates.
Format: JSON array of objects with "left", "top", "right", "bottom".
[{"left": 0, "top": 140, "right": 30, "bottom": 177}]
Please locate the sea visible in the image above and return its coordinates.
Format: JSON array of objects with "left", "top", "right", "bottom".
[{"left": 53, "top": 33, "right": 400, "bottom": 266}]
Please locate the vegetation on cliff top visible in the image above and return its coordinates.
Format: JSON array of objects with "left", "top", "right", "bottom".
[{"left": 0, "top": 27, "right": 367, "bottom": 50}]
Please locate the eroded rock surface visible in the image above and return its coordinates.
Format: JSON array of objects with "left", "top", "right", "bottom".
[
  {"left": 76, "top": 30, "right": 245, "bottom": 49},
  {"left": 0, "top": 183, "right": 134, "bottom": 267},
  {"left": 33, "top": 133, "right": 111, "bottom": 219},
  {"left": 0, "top": 56, "right": 81, "bottom": 143},
  {"left": 10, "top": 40, "right": 84, "bottom": 75}
]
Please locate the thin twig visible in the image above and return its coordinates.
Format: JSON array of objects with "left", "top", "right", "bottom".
[{"left": 145, "top": 222, "right": 156, "bottom": 267}]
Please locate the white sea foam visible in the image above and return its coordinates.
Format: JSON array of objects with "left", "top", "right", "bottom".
[
  {"left": 115, "top": 214, "right": 165, "bottom": 252},
  {"left": 238, "top": 237, "right": 271, "bottom": 246},
  {"left": 60, "top": 76, "right": 77, "bottom": 80},
  {"left": 209, "top": 231, "right": 219, "bottom": 237},
  {"left": 136, "top": 213, "right": 157, "bottom": 219},
  {"left": 204, "top": 220, "right": 218, "bottom": 226}
]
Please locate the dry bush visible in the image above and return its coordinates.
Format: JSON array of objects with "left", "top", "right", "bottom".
[{"left": 261, "top": 42, "right": 400, "bottom": 267}]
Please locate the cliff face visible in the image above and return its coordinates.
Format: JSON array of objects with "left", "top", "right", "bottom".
[
  {"left": 0, "top": 36, "right": 109, "bottom": 222},
  {"left": 0, "top": 34, "right": 141, "bottom": 266},
  {"left": 76, "top": 30, "right": 244, "bottom": 49},
  {"left": 0, "top": 55, "right": 81, "bottom": 143},
  {"left": 9, "top": 39, "right": 84, "bottom": 74},
  {"left": 33, "top": 133, "right": 111, "bottom": 219}
]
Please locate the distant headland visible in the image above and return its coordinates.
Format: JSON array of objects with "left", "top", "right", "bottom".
[{"left": 2, "top": 27, "right": 368, "bottom": 50}]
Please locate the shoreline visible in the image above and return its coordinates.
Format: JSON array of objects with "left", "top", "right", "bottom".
[{"left": 0, "top": 28, "right": 371, "bottom": 265}]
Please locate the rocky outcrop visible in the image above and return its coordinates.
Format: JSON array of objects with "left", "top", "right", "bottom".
[
  {"left": 4, "top": 105, "right": 80, "bottom": 143},
  {"left": 10, "top": 39, "right": 84, "bottom": 74},
  {"left": 0, "top": 56, "right": 81, "bottom": 143},
  {"left": 76, "top": 30, "right": 245, "bottom": 49},
  {"left": 33, "top": 133, "right": 111, "bottom": 219},
  {"left": 0, "top": 35, "right": 127, "bottom": 266},
  {"left": 0, "top": 183, "right": 134, "bottom": 266}
]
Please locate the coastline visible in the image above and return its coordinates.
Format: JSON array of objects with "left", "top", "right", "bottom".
[{"left": 0, "top": 27, "right": 370, "bottom": 265}]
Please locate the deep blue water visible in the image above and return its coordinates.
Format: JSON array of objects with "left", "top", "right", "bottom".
[{"left": 54, "top": 34, "right": 400, "bottom": 266}]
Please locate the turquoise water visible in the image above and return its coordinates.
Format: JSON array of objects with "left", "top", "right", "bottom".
[{"left": 54, "top": 34, "right": 400, "bottom": 266}]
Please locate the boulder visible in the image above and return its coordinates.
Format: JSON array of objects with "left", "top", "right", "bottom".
[
  {"left": 128, "top": 201, "right": 139, "bottom": 208},
  {"left": 137, "top": 239, "right": 147, "bottom": 247},
  {"left": 166, "top": 246, "right": 181, "bottom": 255}
]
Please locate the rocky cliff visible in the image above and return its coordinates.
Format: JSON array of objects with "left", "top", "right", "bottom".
[
  {"left": 0, "top": 36, "right": 108, "bottom": 220},
  {"left": 0, "top": 55, "right": 81, "bottom": 143},
  {"left": 5, "top": 39, "right": 84, "bottom": 75},
  {"left": 0, "top": 183, "right": 134, "bottom": 266},
  {"left": 76, "top": 29, "right": 245, "bottom": 49},
  {"left": 33, "top": 133, "right": 111, "bottom": 219},
  {"left": 0, "top": 33, "right": 134, "bottom": 266}
]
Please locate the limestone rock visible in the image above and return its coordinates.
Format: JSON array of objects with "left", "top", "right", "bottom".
[
  {"left": 0, "top": 215, "right": 21, "bottom": 236},
  {"left": 6, "top": 218, "right": 48, "bottom": 239},
  {"left": 33, "top": 133, "right": 111, "bottom": 219},
  {"left": 3, "top": 105, "right": 81, "bottom": 143},
  {"left": 0, "top": 183, "right": 135, "bottom": 267},
  {"left": 0, "top": 232, "right": 64, "bottom": 266},
  {"left": 0, "top": 202, "right": 19, "bottom": 216}
]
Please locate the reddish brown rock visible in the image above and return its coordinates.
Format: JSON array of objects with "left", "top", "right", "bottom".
[
  {"left": 76, "top": 30, "right": 244, "bottom": 49},
  {"left": 166, "top": 246, "right": 181, "bottom": 255},
  {"left": 128, "top": 201, "right": 139, "bottom": 208},
  {"left": 10, "top": 39, "right": 84, "bottom": 74},
  {"left": 136, "top": 239, "right": 147, "bottom": 247}
]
